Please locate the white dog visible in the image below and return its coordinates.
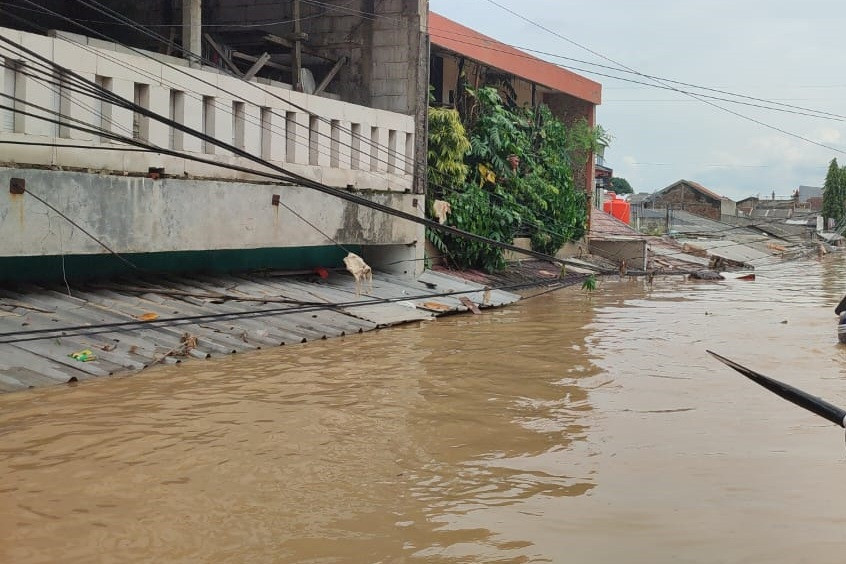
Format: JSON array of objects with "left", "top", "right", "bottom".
[{"left": 343, "top": 252, "right": 372, "bottom": 295}]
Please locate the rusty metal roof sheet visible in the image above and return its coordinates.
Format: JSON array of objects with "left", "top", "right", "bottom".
[
  {"left": 589, "top": 210, "right": 646, "bottom": 240},
  {"left": 0, "top": 270, "right": 521, "bottom": 392}
]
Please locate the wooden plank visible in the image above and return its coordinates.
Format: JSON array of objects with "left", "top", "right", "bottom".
[
  {"left": 242, "top": 52, "right": 272, "bottom": 81},
  {"left": 204, "top": 33, "right": 242, "bottom": 76},
  {"left": 459, "top": 296, "right": 481, "bottom": 314},
  {"left": 314, "top": 55, "right": 347, "bottom": 95},
  {"left": 232, "top": 51, "right": 291, "bottom": 72},
  {"left": 264, "top": 33, "right": 294, "bottom": 49}
]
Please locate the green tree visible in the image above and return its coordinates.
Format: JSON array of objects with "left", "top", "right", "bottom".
[
  {"left": 610, "top": 177, "right": 634, "bottom": 195},
  {"left": 821, "top": 158, "right": 845, "bottom": 228}
]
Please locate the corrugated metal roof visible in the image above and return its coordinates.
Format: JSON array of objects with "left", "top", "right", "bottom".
[
  {"left": 670, "top": 210, "right": 753, "bottom": 235},
  {"left": 674, "top": 238, "right": 771, "bottom": 265},
  {"left": 0, "top": 270, "right": 520, "bottom": 392},
  {"left": 647, "top": 238, "right": 710, "bottom": 271},
  {"left": 590, "top": 209, "right": 645, "bottom": 239}
]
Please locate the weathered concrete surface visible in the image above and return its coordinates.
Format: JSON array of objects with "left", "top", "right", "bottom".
[{"left": 0, "top": 167, "right": 425, "bottom": 275}]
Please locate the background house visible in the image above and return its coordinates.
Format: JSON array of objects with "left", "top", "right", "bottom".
[
  {"left": 736, "top": 196, "right": 759, "bottom": 216},
  {"left": 647, "top": 180, "right": 733, "bottom": 221},
  {"left": 796, "top": 185, "right": 822, "bottom": 211}
]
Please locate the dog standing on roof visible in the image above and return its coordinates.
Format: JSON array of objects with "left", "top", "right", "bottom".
[{"left": 343, "top": 252, "right": 372, "bottom": 295}]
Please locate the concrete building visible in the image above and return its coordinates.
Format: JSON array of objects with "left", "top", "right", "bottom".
[{"left": 0, "top": 0, "right": 428, "bottom": 283}]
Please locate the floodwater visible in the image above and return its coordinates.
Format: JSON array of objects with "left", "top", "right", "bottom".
[{"left": 3, "top": 257, "right": 846, "bottom": 563}]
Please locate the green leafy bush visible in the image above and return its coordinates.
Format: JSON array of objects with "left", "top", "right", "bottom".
[{"left": 427, "top": 87, "right": 604, "bottom": 271}]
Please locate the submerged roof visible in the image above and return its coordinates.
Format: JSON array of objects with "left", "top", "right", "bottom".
[
  {"left": 0, "top": 270, "right": 520, "bottom": 392},
  {"left": 428, "top": 12, "right": 602, "bottom": 105}
]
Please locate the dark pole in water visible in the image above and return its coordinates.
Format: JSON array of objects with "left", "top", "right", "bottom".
[{"left": 707, "top": 350, "right": 846, "bottom": 428}]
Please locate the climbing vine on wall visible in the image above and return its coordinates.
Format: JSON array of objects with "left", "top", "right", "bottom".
[{"left": 426, "top": 86, "right": 607, "bottom": 271}]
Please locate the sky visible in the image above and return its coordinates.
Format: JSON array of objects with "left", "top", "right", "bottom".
[{"left": 428, "top": 0, "right": 846, "bottom": 201}]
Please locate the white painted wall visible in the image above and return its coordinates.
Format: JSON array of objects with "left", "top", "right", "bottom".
[{"left": 0, "top": 26, "right": 415, "bottom": 192}]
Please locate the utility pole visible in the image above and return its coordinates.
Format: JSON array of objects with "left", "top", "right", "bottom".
[
  {"left": 292, "top": 0, "right": 304, "bottom": 92},
  {"left": 182, "top": 0, "right": 202, "bottom": 68}
]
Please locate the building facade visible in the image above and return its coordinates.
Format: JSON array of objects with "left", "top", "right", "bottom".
[{"left": 0, "top": 0, "right": 428, "bottom": 283}]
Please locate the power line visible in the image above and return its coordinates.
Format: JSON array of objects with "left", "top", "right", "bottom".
[
  {"left": 71, "top": 0, "right": 425, "bottom": 174},
  {"left": 3, "top": 3, "right": 832, "bottom": 268},
  {"left": 16, "top": 2, "right": 824, "bottom": 266},
  {"left": 21, "top": 0, "right": 840, "bottom": 229},
  {"left": 0, "top": 276, "right": 579, "bottom": 345},
  {"left": 427, "top": 31, "right": 846, "bottom": 124},
  {"left": 1, "top": 0, "right": 353, "bottom": 28},
  {"left": 478, "top": 0, "right": 846, "bottom": 155},
  {"left": 296, "top": 0, "right": 846, "bottom": 123},
  {"left": 1, "top": 4, "right": 599, "bottom": 257},
  {"left": 0, "top": 38, "right": 600, "bottom": 271},
  {"left": 7, "top": 1, "right": 415, "bottom": 181}
]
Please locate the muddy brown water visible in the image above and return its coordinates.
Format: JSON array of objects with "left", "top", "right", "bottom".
[{"left": 3, "top": 257, "right": 846, "bottom": 563}]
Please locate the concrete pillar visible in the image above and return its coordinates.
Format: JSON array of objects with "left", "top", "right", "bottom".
[{"left": 182, "top": 0, "right": 202, "bottom": 67}]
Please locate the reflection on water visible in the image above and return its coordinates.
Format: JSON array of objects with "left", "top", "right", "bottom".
[{"left": 3, "top": 256, "right": 846, "bottom": 563}]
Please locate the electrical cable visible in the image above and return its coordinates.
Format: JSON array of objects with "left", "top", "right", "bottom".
[
  {"left": 3, "top": 3, "right": 416, "bottom": 184},
  {"left": 426, "top": 32, "right": 846, "bottom": 124},
  {"left": 0, "top": 73, "right": 592, "bottom": 270},
  {"left": 71, "top": 0, "right": 846, "bottom": 187},
  {"left": 0, "top": 276, "right": 583, "bottom": 345},
  {"left": 479, "top": 0, "right": 846, "bottom": 155},
  {"left": 22, "top": 188, "right": 141, "bottom": 271},
  {"left": 295, "top": 0, "right": 846, "bottom": 122},
  {"left": 66, "top": 0, "right": 424, "bottom": 174},
  {"left": 0, "top": 51, "right": 820, "bottom": 276},
  {"left": 1, "top": 0, "right": 352, "bottom": 29},
  {"left": 0, "top": 19, "right": 608, "bottom": 268},
  {"left": 9, "top": 2, "right": 824, "bottom": 270},
  {"left": 0, "top": 3, "right": 710, "bottom": 253}
]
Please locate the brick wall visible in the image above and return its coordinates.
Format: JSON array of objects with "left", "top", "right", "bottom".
[{"left": 654, "top": 184, "right": 721, "bottom": 221}]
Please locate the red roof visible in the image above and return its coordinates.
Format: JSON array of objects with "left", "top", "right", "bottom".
[{"left": 429, "top": 12, "right": 602, "bottom": 105}]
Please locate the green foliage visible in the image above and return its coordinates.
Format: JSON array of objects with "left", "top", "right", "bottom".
[
  {"left": 581, "top": 274, "right": 597, "bottom": 292},
  {"left": 426, "top": 87, "right": 601, "bottom": 271},
  {"left": 821, "top": 158, "right": 846, "bottom": 227},
  {"left": 427, "top": 107, "right": 471, "bottom": 192},
  {"left": 610, "top": 177, "right": 634, "bottom": 195},
  {"left": 438, "top": 183, "right": 521, "bottom": 271}
]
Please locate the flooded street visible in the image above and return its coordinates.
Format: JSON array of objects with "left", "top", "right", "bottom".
[{"left": 4, "top": 257, "right": 846, "bottom": 563}]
